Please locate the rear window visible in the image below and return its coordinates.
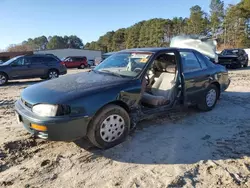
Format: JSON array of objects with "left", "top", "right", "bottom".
[{"left": 29, "top": 57, "right": 44, "bottom": 64}]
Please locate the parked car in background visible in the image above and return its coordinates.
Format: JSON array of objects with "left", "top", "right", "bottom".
[
  {"left": 0, "top": 60, "right": 3, "bottom": 64},
  {"left": 102, "top": 52, "right": 116, "bottom": 60},
  {"left": 94, "top": 52, "right": 117, "bottom": 66},
  {"left": 87, "top": 59, "right": 95, "bottom": 66},
  {"left": 94, "top": 57, "right": 102, "bottom": 66},
  {"left": 218, "top": 48, "right": 248, "bottom": 68},
  {"left": 61, "top": 56, "right": 88, "bottom": 69},
  {"left": 15, "top": 47, "right": 230, "bottom": 149},
  {"left": 0, "top": 54, "right": 67, "bottom": 86}
]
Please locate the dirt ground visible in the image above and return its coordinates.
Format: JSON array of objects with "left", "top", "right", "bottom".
[{"left": 0, "top": 67, "right": 250, "bottom": 188}]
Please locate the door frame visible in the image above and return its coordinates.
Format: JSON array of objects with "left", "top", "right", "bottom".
[{"left": 137, "top": 49, "right": 186, "bottom": 111}]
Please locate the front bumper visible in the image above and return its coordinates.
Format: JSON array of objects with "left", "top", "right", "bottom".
[
  {"left": 15, "top": 99, "right": 91, "bottom": 141},
  {"left": 60, "top": 69, "right": 67, "bottom": 75},
  {"left": 221, "top": 78, "right": 230, "bottom": 92}
]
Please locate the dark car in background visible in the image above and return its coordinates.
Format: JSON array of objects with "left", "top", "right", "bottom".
[
  {"left": 61, "top": 56, "right": 88, "bottom": 69},
  {"left": 218, "top": 48, "right": 248, "bottom": 68},
  {"left": 0, "top": 54, "right": 67, "bottom": 86},
  {"left": 87, "top": 59, "right": 95, "bottom": 66},
  {"left": 15, "top": 47, "right": 230, "bottom": 149}
]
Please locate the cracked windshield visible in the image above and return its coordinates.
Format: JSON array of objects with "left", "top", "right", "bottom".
[
  {"left": 94, "top": 52, "right": 152, "bottom": 77},
  {"left": 0, "top": 0, "right": 250, "bottom": 187}
]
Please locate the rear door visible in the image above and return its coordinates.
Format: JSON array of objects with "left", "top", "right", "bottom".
[
  {"left": 180, "top": 50, "right": 210, "bottom": 104},
  {"left": 73, "top": 57, "right": 82, "bottom": 67},
  {"left": 27, "top": 56, "right": 47, "bottom": 77}
]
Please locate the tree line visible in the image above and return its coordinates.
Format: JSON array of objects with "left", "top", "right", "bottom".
[
  {"left": 85, "top": 0, "right": 250, "bottom": 52},
  {"left": 7, "top": 35, "right": 84, "bottom": 52},
  {"left": 6, "top": 0, "right": 250, "bottom": 52}
]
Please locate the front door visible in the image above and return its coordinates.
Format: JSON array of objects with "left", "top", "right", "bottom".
[
  {"left": 9, "top": 57, "right": 30, "bottom": 79},
  {"left": 64, "top": 57, "right": 74, "bottom": 68}
]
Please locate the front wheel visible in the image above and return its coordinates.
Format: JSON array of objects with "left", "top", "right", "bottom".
[
  {"left": 243, "top": 60, "right": 248, "bottom": 68},
  {"left": 87, "top": 104, "right": 130, "bottom": 149},
  {"left": 197, "top": 84, "right": 219, "bottom": 111},
  {"left": 0, "top": 73, "right": 8, "bottom": 86}
]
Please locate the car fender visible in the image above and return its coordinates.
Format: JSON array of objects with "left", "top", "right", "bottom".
[{"left": 67, "top": 80, "right": 142, "bottom": 118}]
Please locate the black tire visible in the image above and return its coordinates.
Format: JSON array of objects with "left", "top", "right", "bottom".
[
  {"left": 87, "top": 104, "right": 130, "bottom": 149},
  {"left": 79, "top": 64, "right": 86, "bottom": 69},
  {"left": 244, "top": 60, "right": 248, "bottom": 68},
  {"left": 47, "top": 69, "right": 59, "bottom": 79},
  {"left": 0, "top": 72, "right": 8, "bottom": 86},
  {"left": 197, "top": 84, "right": 219, "bottom": 112}
]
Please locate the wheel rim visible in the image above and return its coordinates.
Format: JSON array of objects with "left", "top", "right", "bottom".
[
  {"left": 206, "top": 89, "right": 217, "bottom": 107},
  {"left": 81, "top": 65, "right": 85, "bottom": 68},
  {"left": 49, "top": 71, "right": 58, "bottom": 79},
  {"left": 0, "top": 75, "right": 6, "bottom": 85},
  {"left": 100, "top": 114, "right": 125, "bottom": 142}
]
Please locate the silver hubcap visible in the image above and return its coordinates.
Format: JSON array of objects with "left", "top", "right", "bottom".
[
  {"left": 81, "top": 65, "right": 85, "bottom": 68},
  {"left": 49, "top": 71, "right": 58, "bottom": 79},
  {"left": 0, "top": 75, "right": 6, "bottom": 85},
  {"left": 206, "top": 89, "right": 217, "bottom": 107},
  {"left": 100, "top": 114, "right": 125, "bottom": 142}
]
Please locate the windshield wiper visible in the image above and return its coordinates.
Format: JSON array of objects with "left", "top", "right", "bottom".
[{"left": 100, "top": 70, "right": 123, "bottom": 77}]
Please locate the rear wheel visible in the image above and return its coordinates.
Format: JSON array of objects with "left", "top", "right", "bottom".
[
  {"left": 197, "top": 84, "right": 219, "bottom": 111},
  {"left": 0, "top": 73, "right": 8, "bottom": 86},
  {"left": 80, "top": 64, "right": 86, "bottom": 69},
  {"left": 87, "top": 104, "right": 130, "bottom": 149},
  {"left": 48, "top": 70, "right": 59, "bottom": 79}
]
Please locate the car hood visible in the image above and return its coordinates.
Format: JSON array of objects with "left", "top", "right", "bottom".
[
  {"left": 170, "top": 35, "right": 219, "bottom": 63},
  {"left": 21, "top": 71, "right": 131, "bottom": 104}
]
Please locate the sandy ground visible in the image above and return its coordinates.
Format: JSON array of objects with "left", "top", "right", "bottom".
[{"left": 0, "top": 67, "right": 250, "bottom": 188}]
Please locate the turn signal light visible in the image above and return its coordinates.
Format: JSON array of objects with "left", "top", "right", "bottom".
[{"left": 31, "top": 124, "right": 47, "bottom": 131}]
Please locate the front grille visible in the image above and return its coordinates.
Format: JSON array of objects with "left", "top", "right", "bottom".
[{"left": 21, "top": 98, "right": 33, "bottom": 109}]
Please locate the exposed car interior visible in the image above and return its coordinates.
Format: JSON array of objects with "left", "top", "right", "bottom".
[{"left": 141, "top": 53, "right": 178, "bottom": 107}]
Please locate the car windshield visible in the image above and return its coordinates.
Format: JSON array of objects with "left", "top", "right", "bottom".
[
  {"left": 1, "top": 56, "right": 22, "bottom": 65},
  {"left": 222, "top": 49, "right": 239, "bottom": 55},
  {"left": 94, "top": 52, "right": 153, "bottom": 77}
]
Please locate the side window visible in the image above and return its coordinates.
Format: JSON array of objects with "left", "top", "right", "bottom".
[
  {"left": 74, "top": 57, "right": 81, "bottom": 61},
  {"left": 194, "top": 52, "right": 208, "bottom": 69},
  {"left": 180, "top": 51, "right": 202, "bottom": 73},
  {"left": 65, "top": 57, "right": 72, "bottom": 62},
  {"left": 72, "top": 57, "right": 79, "bottom": 62},
  {"left": 12, "top": 57, "right": 25, "bottom": 66},
  {"left": 43, "top": 57, "right": 56, "bottom": 62},
  {"left": 30, "top": 57, "right": 44, "bottom": 64}
]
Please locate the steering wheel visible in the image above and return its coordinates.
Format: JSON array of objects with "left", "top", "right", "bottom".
[{"left": 133, "top": 67, "right": 142, "bottom": 73}]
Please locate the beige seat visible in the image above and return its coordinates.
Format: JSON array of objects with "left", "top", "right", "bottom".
[{"left": 142, "top": 71, "right": 176, "bottom": 107}]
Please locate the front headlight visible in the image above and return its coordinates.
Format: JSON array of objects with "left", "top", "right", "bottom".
[{"left": 32, "top": 104, "right": 58, "bottom": 117}]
